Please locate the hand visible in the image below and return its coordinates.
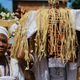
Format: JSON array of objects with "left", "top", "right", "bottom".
[{"left": 17, "top": 42, "right": 25, "bottom": 59}]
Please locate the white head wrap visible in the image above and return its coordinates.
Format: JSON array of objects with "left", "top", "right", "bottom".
[
  {"left": 70, "top": 9, "right": 80, "bottom": 31},
  {"left": 26, "top": 10, "right": 37, "bottom": 38},
  {"left": 0, "top": 26, "right": 9, "bottom": 38},
  {"left": 9, "top": 11, "right": 37, "bottom": 39},
  {"left": 75, "top": 10, "right": 80, "bottom": 31}
]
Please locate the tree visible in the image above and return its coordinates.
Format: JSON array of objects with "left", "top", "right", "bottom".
[
  {"left": 0, "top": 4, "right": 9, "bottom": 13},
  {"left": 72, "top": 0, "right": 80, "bottom": 9}
]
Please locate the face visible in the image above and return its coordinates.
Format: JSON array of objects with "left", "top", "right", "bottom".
[{"left": 0, "top": 34, "right": 8, "bottom": 56}]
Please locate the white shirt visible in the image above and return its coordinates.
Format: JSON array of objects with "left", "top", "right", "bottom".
[{"left": 0, "top": 58, "right": 24, "bottom": 80}]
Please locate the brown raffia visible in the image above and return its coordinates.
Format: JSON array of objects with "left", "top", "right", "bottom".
[
  {"left": 35, "top": 8, "right": 49, "bottom": 60},
  {"left": 35, "top": 7, "right": 77, "bottom": 63},
  {"left": 10, "top": 6, "right": 77, "bottom": 64},
  {"left": 10, "top": 12, "right": 30, "bottom": 63}
]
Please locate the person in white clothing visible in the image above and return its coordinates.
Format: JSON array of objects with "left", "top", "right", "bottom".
[{"left": 0, "top": 26, "right": 24, "bottom": 80}]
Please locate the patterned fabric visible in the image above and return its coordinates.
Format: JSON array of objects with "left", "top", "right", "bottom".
[
  {"left": 49, "top": 67, "right": 65, "bottom": 80},
  {"left": 67, "top": 63, "right": 77, "bottom": 80},
  {"left": 48, "top": 58, "right": 65, "bottom": 80}
]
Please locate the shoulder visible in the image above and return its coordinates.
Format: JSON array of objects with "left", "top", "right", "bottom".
[
  {"left": 10, "top": 58, "right": 20, "bottom": 78},
  {"left": 10, "top": 58, "right": 25, "bottom": 80},
  {"left": 10, "top": 58, "right": 18, "bottom": 64},
  {"left": 10, "top": 58, "right": 19, "bottom": 73}
]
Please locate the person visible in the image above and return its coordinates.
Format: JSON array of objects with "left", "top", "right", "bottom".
[
  {"left": 21, "top": 10, "right": 49, "bottom": 80},
  {"left": 9, "top": 10, "right": 49, "bottom": 80},
  {"left": 67, "top": 9, "right": 80, "bottom": 80},
  {"left": 9, "top": 7, "right": 79, "bottom": 80},
  {"left": 0, "top": 26, "right": 24, "bottom": 80},
  {"left": 15, "top": 5, "right": 21, "bottom": 19}
]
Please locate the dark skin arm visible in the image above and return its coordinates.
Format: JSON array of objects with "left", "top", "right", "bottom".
[{"left": 17, "top": 46, "right": 35, "bottom": 80}]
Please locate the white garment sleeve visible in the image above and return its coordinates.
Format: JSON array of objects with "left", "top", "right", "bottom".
[
  {"left": 10, "top": 58, "right": 25, "bottom": 80},
  {"left": 18, "top": 67, "right": 25, "bottom": 80}
]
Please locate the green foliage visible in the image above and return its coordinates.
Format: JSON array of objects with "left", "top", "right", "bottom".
[
  {"left": 0, "top": 4, "right": 9, "bottom": 13},
  {"left": 72, "top": 0, "right": 80, "bottom": 9}
]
